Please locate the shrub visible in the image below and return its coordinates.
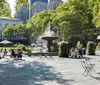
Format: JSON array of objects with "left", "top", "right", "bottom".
[
  {"left": 59, "top": 41, "right": 69, "bottom": 57},
  {"left": 86, "top": 41, "right": 96, "bottom": 55},
  {"left": 16, "top": 44, "right": 27, "bottom": 51},
  {"left": 96, "top": 42, "right": 100, "bottom": 50}
]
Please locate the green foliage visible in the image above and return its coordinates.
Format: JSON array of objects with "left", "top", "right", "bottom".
[
  {"left": 2, "top": 23, "right": 34, "bottom": 44},
  {"left": 92, "top": 0, "right": 100, "bottom": 28},
  {"left": 0, "top": 0, "right": 11, "bottom": 17},
  {"left": 51, "top": 0, "right": 95, "bottom": 40},
  {"left": 59, "top": 41, "right": 69, "bottom": 57},
  {"left": 16, "top": 43, "right": 27, "bottom": 51},
  {"left": 76, "top": 41, "right": 83, "bottom": 49},
  {"left": 27, "top": 10, "right": 54, "bottom": 38},
  {"left": 25, "top": 0, "right": 96, "bottom": 41},
  {"left": 2, "top": 0, "right": 99, "bottom": 45},
  {"left": 16, "top": 0, "right": 28, "bottom": 7},
  {"left": 86, "top": 41, "right": 96, "bottom": 55},
  {"left": 96, "top": 42, "right": 100, "bottom": 50},
  {"left": 2, "top": 25, "right": 18, "bottom": 38}
]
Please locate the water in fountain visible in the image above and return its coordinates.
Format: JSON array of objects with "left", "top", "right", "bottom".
[
  {"left": 41, "top": 21, "right": 59, "bottom": 52},
  {"left": 42, "top": 21, "right": 57, "bottom": 37}
]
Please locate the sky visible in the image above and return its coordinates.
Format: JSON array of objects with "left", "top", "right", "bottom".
[{"left": 7, "top": 0, "right": 67, "bottom": 17}]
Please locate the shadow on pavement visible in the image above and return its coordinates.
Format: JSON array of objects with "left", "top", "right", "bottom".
[{"left": 0, "top": 59, "right": 75, "bottom": 85}]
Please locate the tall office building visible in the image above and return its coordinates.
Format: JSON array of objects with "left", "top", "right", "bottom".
[
  {"left": 15, "top": 0, "right": 48, "bottom": 22},
  {"left": 47, "top": 0, "right": 62, "bottom": 10},
  {"left": 20, "top": 5, "right": 29, "bottom": 23},
  {"left": 31, "top": 1, "right": 47, "bottom": 17},
  {"left": 15, "top": 2, "right": 29, "bottom": 23},
  {"left": 29, "top": 0, "right": 48, "bottom": 18}
]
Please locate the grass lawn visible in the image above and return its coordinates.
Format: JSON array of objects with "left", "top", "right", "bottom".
[{"left": 0, "top": 47, "right": 14, "bottom": 51}]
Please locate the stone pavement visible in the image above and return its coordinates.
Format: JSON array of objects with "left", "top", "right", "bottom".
[
  {"left": 0, "top": 55, "right": 100, "bottom": 85},
  {"left": 32, "top": 55, "right": 100, "bottom": 85}
]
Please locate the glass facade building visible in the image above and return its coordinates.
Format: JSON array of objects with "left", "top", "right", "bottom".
[
  {"left": 47, "top": 0, "right": 62, "bottom": 10},
  {"left": 29, "top": 0, "right": 48, "bottom": 18},
  {"left": 15, "top": 4, "right": 29, "bottom": 23},
  {"left": 31, "top": 1, "right": 47, "bottom": 16}
]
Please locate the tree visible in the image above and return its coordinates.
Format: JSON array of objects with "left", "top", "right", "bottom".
[
  {"left": 2, "top": 24, "right": 34, "bottom": 44},
  {"left": 3, "top": 25, "right": 19, "bottom": 39},
  {"left": 0, "top": 0, "right": 11, "bottom": 17},
  {"left": 27, "top": 10, "right": 54, "bottom": 38},
  {"left": 16, "top": 0, "right": 28, "bottom": 6},
  {"left": 22, "top": 24, "right": 34, "bottom": 44},
  {"left": 93, "top": 0, "right": 100, "bottom": 28},
  {"left": 52, "top": 0, "right": 95, "bottom": 41},
  {"left": 2, "top": 26, "right": 18, "bottom": 39},
  {"left": 16, "top": 0, "right": 33, "bottom": 11}
]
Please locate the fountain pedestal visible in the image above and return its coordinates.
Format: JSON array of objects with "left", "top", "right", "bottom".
[
  {"left": 47, "top": 41, "right": 52, "bottom": 52},
  {"left": 41, "top": 37, "right": 59, "bottom": 52}
]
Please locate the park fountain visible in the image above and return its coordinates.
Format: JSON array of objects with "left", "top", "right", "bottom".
[{"left": 41, "top": 22, "right": 59, "bottom": 52}]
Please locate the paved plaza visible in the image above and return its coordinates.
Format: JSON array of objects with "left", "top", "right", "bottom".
[{"left": 0, "top": 55, "right": 100, "bottom": 85}]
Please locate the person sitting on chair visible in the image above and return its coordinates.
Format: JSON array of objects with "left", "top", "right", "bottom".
[
  {"left": 11, "top": 49, "right": 16, "bottom": 58},
  {"left": 70, "top": 48, "right": 76, "bottom": 58},
  {"left": 17, "top": 49, "right": 23, "bottom": 60},
  {"left": 78, "top": 48, "right": 83, "bottom": 58},
  {"left": 2, "top": 49, "right": 7, "bottom": 58}
]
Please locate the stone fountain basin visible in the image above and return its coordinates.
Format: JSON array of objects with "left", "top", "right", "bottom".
[{"left": 41, "top": 36, "right": 59, "bottom": 41}]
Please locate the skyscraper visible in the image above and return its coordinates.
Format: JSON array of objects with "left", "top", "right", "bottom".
[
  {"left": 29, "top": 0, "right": 48, "bottom": 18},
  {"left": 47, "top": 0, "right": 62, "bottom": 10},
  {"left": 15, "top": 1, "right": 29, "bottom": 23},
  {"left": 31, "top": 1, "right": 47, "bottom": 16},
  {"left": 15, "top": 0, "right": 48, "bottom": 22}
]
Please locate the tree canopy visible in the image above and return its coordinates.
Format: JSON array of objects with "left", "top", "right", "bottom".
[
  {"left": 2, "top": 0, "right": 100, "bottom": 44},
  {"left": 0, "top": 0, "right": 11, "bottom": 17},
  {"left": 93, "top": 0, "right": 100, "bottom": 28}
]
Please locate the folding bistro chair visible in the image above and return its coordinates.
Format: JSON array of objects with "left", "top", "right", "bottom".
[
  {"left": 81, "top": 59, "right": 94, "bottom": 77},
  {"left": 84, "top": 58, "right": 96, "bottom": 73}
]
